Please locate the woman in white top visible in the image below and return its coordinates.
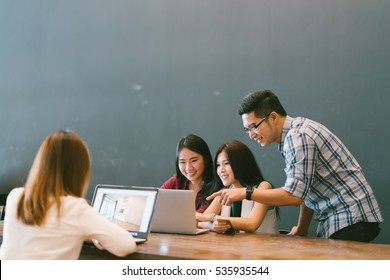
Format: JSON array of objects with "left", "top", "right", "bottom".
[
  {"left": 197, "top": 140, "right": 279, "bottom": 234},
  {"left": 0, "top": 130, "right": 136, "bottom": 259}
]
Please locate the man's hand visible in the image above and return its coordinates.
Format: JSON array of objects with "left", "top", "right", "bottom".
[
  {"left": 288, "top": 226, "right": 308, "bottom": 236},
  {"left": 207, "top": 188, "right": 246, "bottom": 205}
]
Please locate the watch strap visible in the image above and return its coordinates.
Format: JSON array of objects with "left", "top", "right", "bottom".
[{"left": 246, "top": 186, "right": 254, "bottom": 200}]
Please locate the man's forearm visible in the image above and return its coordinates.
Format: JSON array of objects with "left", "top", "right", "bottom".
[
  {"left": 251, "top": 187, "right": 302, "bottom": 206},
  {"left": 296, "top": 204, "right": 314, "bottom": 235}
]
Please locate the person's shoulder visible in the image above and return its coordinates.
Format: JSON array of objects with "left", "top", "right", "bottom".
[
  {"left": 64, "top": 195, "right": 89, "bottom": 205},
  {"left": 161, "top": 174, "right": 185, "bottom": 189},
  {"left": 7, "top": 187, "right": 24, "bottom": 201},
  {"left": 166, "top": 174, "right": 178, "bottom": 181},
  {"left": 257, "top": 181, "right": 272, "bottom": 190},
  {"left": 292, "top": 117, "right": 336, "bottom": 140},
  {"left": 9, "top": 187, "right": 24, "bottom": 195},
  {"left": 62, "top": 195, "right": 92, "bottom": 214},
  {"left": 288, "top": 117, "right": 323, "bottom": 137},
  {"left": 161, "top": 174, "right": 176, "bottom": 189},
  {"left": 290, "top": 116, "right": 309, "bottom": 129},
  {"left": 291, "top": 116, "right": 326, "bottom": 130}
]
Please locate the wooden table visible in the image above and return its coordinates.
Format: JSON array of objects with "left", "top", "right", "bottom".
[
  {"left": 1, "top": 221, "right": 389, "bottom": 260},
  {"left": 80, "top": 231, "right": 390, "bottom": 260}
]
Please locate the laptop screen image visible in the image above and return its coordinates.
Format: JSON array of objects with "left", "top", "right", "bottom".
[{"left": 91, "top": 184, "right": 158, "bottom": 243}]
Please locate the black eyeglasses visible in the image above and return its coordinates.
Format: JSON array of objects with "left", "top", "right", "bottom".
[{"left": 243, "top": 112, "right": 272, "bottom": 134}]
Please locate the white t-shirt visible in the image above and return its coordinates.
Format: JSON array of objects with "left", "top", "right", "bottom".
[
  {"left": 0, "top": 187, "right": 136, "bottom": 259},
  {"left": 221, "top": 200, "right": 279, "bottom": 234}
]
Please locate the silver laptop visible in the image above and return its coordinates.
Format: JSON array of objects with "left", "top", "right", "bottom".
[
  {"left": 91, "top": 184, "right": 158, "bottom": 243},
  {"left": 151, "top": 189, "right": 209, "bottom": 235}
]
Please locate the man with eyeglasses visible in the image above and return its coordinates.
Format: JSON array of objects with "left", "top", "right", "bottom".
[{"left": 208, "top": 89, "right": 383, "bottom": 242}]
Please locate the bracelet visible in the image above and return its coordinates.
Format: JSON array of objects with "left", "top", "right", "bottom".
[{"left": 209, "top": 213, "right": 216, "bottom": 223}]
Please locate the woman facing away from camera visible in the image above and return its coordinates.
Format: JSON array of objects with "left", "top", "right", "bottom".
[
  {"left": 161, "top": 134, "right": 217, "bottom": 213},
  {"left": 0, "top": 130, "right": 136, "bottom": 260},
  {"left": 197, "top": 140, "right": 279, "bottom": 234}
]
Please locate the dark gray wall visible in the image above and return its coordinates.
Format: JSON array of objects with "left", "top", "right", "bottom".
[{"left": 1, "top": 0, "right": 389, "bottom": 244}]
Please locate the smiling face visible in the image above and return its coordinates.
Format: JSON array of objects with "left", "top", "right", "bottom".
[
  {"left": 178, "top": 148, "right": 205, "bottom": 184},
  {"left": 216, "top": 150, "right": 238, "bottom": 187},
  {"left": 242, "top": 111, "right": 281, "bottom": 146}
]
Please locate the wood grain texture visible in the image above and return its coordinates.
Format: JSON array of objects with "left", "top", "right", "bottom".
[{"left": 80, "top": 231, "right": 390, "bottom": 260}]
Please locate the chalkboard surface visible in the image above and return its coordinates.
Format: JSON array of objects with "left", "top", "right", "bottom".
[{"left": 1, "top": 0, "right": 389, "bottom": 244}]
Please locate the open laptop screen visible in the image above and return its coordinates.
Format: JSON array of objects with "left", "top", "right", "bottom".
[{"left": 91, "top": 184, "right": 158, "bottom": 240}]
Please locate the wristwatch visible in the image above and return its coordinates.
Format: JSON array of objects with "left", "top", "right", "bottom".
[{"left": 246, "top": 186, "right": 254, "bottom": 200}]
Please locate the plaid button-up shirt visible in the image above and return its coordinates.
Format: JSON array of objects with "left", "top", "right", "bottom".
[{"left": 279, "top": 116, "right": 383, "bottom": 238}]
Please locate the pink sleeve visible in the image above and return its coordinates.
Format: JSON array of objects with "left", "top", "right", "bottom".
[{"left": 160, "top": 174, "right": 177, "bottom": 189}]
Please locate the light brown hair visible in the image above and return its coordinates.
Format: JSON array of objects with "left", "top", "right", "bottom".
[{"left": 17, "top": 130, "right": 91, "bottom": 226}]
